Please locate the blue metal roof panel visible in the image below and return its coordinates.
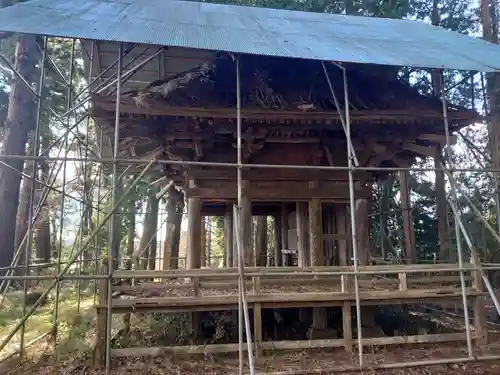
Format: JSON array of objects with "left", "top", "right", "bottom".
[{"left": 0, "top": 0, "right": 499, "bottom": 72}]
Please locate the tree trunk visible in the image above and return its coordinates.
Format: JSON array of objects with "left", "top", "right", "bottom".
[
  {"left": 0, "top": 34, "right": 37, "bottom": 278},
  {"left": 430, "top": 0, "right": 450, "bottom": 262},
  {"left": 15, "top": 153, "right": 34, "bottom": 271},
  {"left": 34, "top": 130, "right": 51, "bottom": 265},
  {"left": 482, "top": 0, "right": 500, "bottom": 233},
  {"left": 34, "top": 206, "right": 51, "bottom": 263}
]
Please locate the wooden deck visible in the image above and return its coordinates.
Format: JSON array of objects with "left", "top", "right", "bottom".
[{"left": 95, "top": 263, "right": 487, "bottom": 364}]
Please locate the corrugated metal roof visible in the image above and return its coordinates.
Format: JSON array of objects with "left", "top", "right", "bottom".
[{"left": 0, "top": 0, "right": 499, "bottom": 71}]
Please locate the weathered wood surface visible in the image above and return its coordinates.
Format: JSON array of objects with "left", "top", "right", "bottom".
[
  {"left": 104, "top": 289, "right": 483, "bottom": 314},
  {"left": 186, "top": 181, "right": 371, "bottom": 201},
  {"left": 110, "top": 332, "right": 469, "bottom": 358},
  {"left": 92, "top": 96, "right": 477, "bottom": 123},
  {"left": 185, "top": 168, "right": 370, "bottom": 182}
]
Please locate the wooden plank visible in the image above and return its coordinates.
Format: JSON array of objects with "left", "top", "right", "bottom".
[
  {"left": 111, "top": 332, "right": 468, "bottom": 359},
  {"left": 93, "top": 96, "right": 478, "bottom": 122},
  {"left": 108, "top": 289, "right": 483, "bottom": 310},
  {"left": 112, "top": 263, "right": 476, "bottom": 279},
  {"left": 186, "top": 168, "right": 370, "bottom": 182},
  {"left": 186, "top": 181, "right": 371, "bottom": 201}
]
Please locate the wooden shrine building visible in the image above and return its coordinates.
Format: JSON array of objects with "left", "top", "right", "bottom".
[{"left": 90, "top": 52, "right": 477, "bottom": 268}]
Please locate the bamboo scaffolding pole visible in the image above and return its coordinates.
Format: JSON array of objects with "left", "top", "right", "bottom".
[
  {"left": 3, "top": 154, "right": 500, "bottom": 173},
  {"left": 52, "top": 39, "right": 76, "bottom": 355},
  {"left": 0, "top": 156, "right": 157, "bottom": 354},
  {"left": 321, "top": 61, "right": 359, "bottom": 167},
  {"left": 105, "top": 43, "right": 123, "bottom": 375},
  {"left": 342, "top": 65, "right": 364, "bottom": 367},
  {"left": 440, "top": 71, "right": 473, "bottom": 358},
  {"left": 235, "top": 56, "right": 255, "bottom": 375},
  {"left": 76, "top": 39, "right": 95, "bottom": 312},
  {"left": 447, "top": 197, "right": 500, "bottom": 317}
]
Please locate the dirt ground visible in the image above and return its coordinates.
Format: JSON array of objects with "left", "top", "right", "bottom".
[{"left": 4, "top": 344, "right": 500, "bottom": 375}]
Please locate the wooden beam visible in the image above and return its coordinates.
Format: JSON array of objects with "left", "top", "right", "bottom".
[
  {"left": 355, "top": 198, "right": 371, "bottom": 265},
  {"left": 309, "top": 195, "right": 327, "bottom": 329},
  {"left": 92, "top": 96, "right": 478, "bottom": 123},
  {"left": 296, "top": 202, "right": 309, "bottom": 267},
  {"left": 402, "top": 142, "right": 436, "bottom": 158},
  {"left": 187, "top": 180, "right": 202, "bottom": 269},
  {"left": 186, "top": 181, "right": 371, "bottom": 201},
  {"left": 185, "top": 168, "right": 370, "bottom": 182},
  {"left": 418, "top": 133, "right": 458, "bottom": 145}
]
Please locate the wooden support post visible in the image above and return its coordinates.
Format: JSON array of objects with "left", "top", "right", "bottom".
[
  {"left": 341, "top": 274, "right": 352, "bottom": 353},
  {"left": 94, "top": 260, "right": 109, "bottom": 366},
  {"left": 224, "top": 205, "right": 233, "bottom": 268},
  {"left": 162, "top": 184, "right": 177, "bottom": 270},
  {"left": 255, "top": 216, "right": 267, "bottom": 267},
  {"left": 309, "top": 198, "right": 324, "bottom": 267},
  {"left": 355, "top": 198, "right": 370, "bottom": 265},
  {"left": 309, "top": 196, "right": 327, "bottom": 329},
  {"left": 296, "top": 202, "right": 309, "bottom": 267},
  {"left": 187, "top": 180, "right": 202, "bottom": 339},
  {"left": 187, "top": 181, "right": 202, "bottom": 270},
  {"left": 399, "top": 170, "right": 416, "bottom": 263},
  {"left": 274, "top": 214, "right": 282, "bottom": 267},
  {"left": 336, "top": 205, "right": 348, "bottom": 266},
  {"left": 471, "top": 256, "right": 487, "bottom": 346},
  {"left": 170, "top": 189, "right": 184, "bottom": 270},
  {"left": 241, "top": 180, "right": 253, "bottom": 266},
  {"left": 201, "top": 217, "right": 207, "bottom": 267},
  {"left": 253, "top": 276, "right": 262, "bottom": 357},
  {"left": 281, "top": 203, "right": 291, "bottom": 266}
]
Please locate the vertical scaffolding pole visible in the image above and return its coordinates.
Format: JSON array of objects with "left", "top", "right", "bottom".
[
  {"left": 235, "top": 56, "right": 255, "bottom": 375},
  {"left": 77, "top": 40, "right": 94, "bottom": 313},
  {"left": 342, "top": 67, "right": 364, "bottom": 367},
  {"left": 19, "top": 35, "right": 47, "bottom": 361},
  {"left": 105, "top": 43, "right": 123, "bottom": 375},
  {"left": 440, "top": 71, "right": 473, "bottom": 358},
  {"left": 53, "top": 38, "right": 76, "bottom": 352}
]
